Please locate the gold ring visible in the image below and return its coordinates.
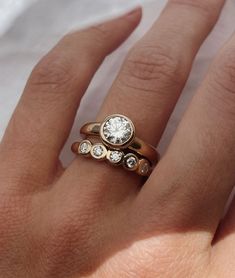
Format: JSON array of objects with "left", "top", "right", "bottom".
[
  {"left": 80, "top": 114, "right": 159, "bottom": 165},
  {"left": 71, "top": 140, "right": 153, "bottom": 177}
]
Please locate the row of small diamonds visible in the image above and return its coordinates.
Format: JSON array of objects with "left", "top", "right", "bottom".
[{"left": 77, "top": 140, "right": 151, "bottom": 176}]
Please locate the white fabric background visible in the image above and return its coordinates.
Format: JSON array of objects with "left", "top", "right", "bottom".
[{"left": 0, "top": 0, "right": 235, "bottom": 165}]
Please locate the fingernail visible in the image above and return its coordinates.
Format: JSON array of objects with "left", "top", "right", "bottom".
[{"left": 125, "top": 7, "right": 142, "bottom": 18}]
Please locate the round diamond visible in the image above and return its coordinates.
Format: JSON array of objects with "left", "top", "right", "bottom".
[
  {"left": 79, "top": 140, "right": 92, "bottom": 155},
  {"left": 126, "top": 157, "right": 137, "bottom": 168},
  {"left": 108, "top": 151, "right": 124, "bottom": 164},
  {"left": 123, "top": 154, "right": 138, "bottom": 171},
  {"left": 101, "top": 115, "right": 134, "bottom": 147},
  {"left": 91, "top": 144, "right": 107, "bottom": 160},
  {"left": 139, "top": 160, "right": 151, "bottom": 176},
  {"left": 93, "top": 146, "right": 104, "bottom": 157}
]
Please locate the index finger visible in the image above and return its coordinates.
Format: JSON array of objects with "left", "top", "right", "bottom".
[{"left": 0, "top": 10, "right": 142, "bottom": 191}]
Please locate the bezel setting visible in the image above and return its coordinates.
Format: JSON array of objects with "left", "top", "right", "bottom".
[
  {"left": 78, "top": 140, "right": 92, "bottom": 155},
  {"left": 90, "top": 143, "right": 107, "bottom": 160},
  {"left": 106, "top": 150, "right": 124, "bottom": 165},
  {"left": 123, "top": 153, "right": 139, "bottom": 171},
  {"left": 138, "top": 159, "right": 151, "bottom": 176},
  {"left": 100, "top": 114, "right": 135, "bottom": 149}
]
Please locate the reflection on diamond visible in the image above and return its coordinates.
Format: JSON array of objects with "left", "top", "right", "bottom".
[
  {"left": 79, "top": 140, "right": 92, "bottom": 155},
  {"left": 93, "top": 146, "right": 104, "bottom": 157},
  {"left": 102, "top": 115, "right": 133, "bottom": 146},
  {"left": 123, "top": 154, "right": 138, "bottom": 171},
  {"left": 139, "top": 160, "right": 150, "bottom": 176},
  {"left": 126, "top": 156, "right": 137, "bottom": 169},
  {"left": 108, "top": 151, "right": 123, "bottom": 164},
  {"left": 91, "top": 144, "right": 107, "bottom": 160}
]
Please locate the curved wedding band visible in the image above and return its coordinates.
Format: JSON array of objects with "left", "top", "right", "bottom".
[
  {"left": 80, "top": 114, "right": 159, "bottom": 165},
  {"left": 71, "top": 140, "right": 153, "bottom": 176},
  {"left": 72, "top": 114, "right": 160, "bottom": 177}
]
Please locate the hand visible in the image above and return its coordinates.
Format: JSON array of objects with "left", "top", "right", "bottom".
[{"left": 1, "top": 0, "right": 235, "bottom": 277}]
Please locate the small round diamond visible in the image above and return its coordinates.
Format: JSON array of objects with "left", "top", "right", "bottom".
[
  {"left": 79, "top": 140, "right": 92, "bottom": 155},
  {"left": 93, "top": 146, "right": 103, "bottom": 156},
  {"left": 126, "top": 157, "right": 137, "bottom": 168},
  {"left": 139, "top": 159, "right": 151, "bottom": 176},
  {"left": 101, "top": 115, "right": 134, "bottom": 147},
  {"left": 107, "top": 150, "right": 124, "bottom": 164},
  {"left": 91, "top": 144, "right": 107, "bottom": 160},
  {"left": 123, "top": 154, "right": 139, "bottom": 171}
]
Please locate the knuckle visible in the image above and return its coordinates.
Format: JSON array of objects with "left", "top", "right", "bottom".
[
  {"left": 29, "top": 52, "right": 74, "bottom": 92},
  {"left": 0, "top": 195, "right": 30, "bottom": 250},
  {"left": 119, "top": 44, "right": 186, "bottom": 94}
]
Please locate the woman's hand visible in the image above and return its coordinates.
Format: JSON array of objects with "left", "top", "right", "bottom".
[{"left": 1, "top": 0, "right": 235, "bottom": 277}]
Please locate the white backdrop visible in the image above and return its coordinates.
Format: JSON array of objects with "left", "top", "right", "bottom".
[{"left": 0, "top": 0, "right": 235, "bottom": 165}]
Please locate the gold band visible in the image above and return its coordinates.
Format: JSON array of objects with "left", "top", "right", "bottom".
[
  {"left": 80, "top": 122, "right": 159, "bottom": 165},
  {"left": 72, "top": 114, "right": 160, "bottom": 177},
  {"left": 71, "top": 140, "right": 152, "bottom": 177}
]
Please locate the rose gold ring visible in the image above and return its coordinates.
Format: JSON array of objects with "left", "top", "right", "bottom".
[
  {"left": 71, "top": 140, "right": 153, "bottom": 177},
  {"left": 80, "top": 114, "right": 159, "bottom": 166}
]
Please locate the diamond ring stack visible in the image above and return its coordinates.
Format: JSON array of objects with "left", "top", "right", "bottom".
[{"left": 71, "top": 114, "right": 160, "bottom": 177}]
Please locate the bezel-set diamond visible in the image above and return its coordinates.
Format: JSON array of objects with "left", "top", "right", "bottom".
[
  {"left": 91, "top": 144, "right": 107, "bottom": 160},
  {"left": 75, "top": 139, "right": 151, "bottom": 176},
  {"left": 123, "top": 153, "right": 139, "bottom": 171},
  {"left": 138, "top": 159, "right": 151, "bottom": 176},
  {"left": 100, "top": 114, "right": 135, "bottom": 149},
  {"left": 72, "top": 114, "right": 158, "bottom": 177},
  {"left": 78, "top": 140, "right": 92, "bottom": 155},
  {"left": 107, "top": 150, "right": 124, "bottom": 165}
]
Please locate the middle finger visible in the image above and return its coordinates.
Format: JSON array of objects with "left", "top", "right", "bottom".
[{"left": 98, "top": 0, "right": 225, "bottom": 145}]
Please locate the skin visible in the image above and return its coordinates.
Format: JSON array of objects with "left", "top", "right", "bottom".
[{"left": 1, "top": 0, "right": 235, "bottom": 277}]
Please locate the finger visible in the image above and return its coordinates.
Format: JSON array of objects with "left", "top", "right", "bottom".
[
  {"left": 138, "top": 30, "right": 235, "bottom": 241},
  {"left": 66, "top": 0, "right": 225, "bottom": 197},
  {"left": 0, "top": 10, "right": 142, "bottom": 190},
  {"left": 98, "top": 0, "right": 225, "bottom": 145},
  {"left": 211, "top": 196, "right": 235, "bottom": 273}
]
